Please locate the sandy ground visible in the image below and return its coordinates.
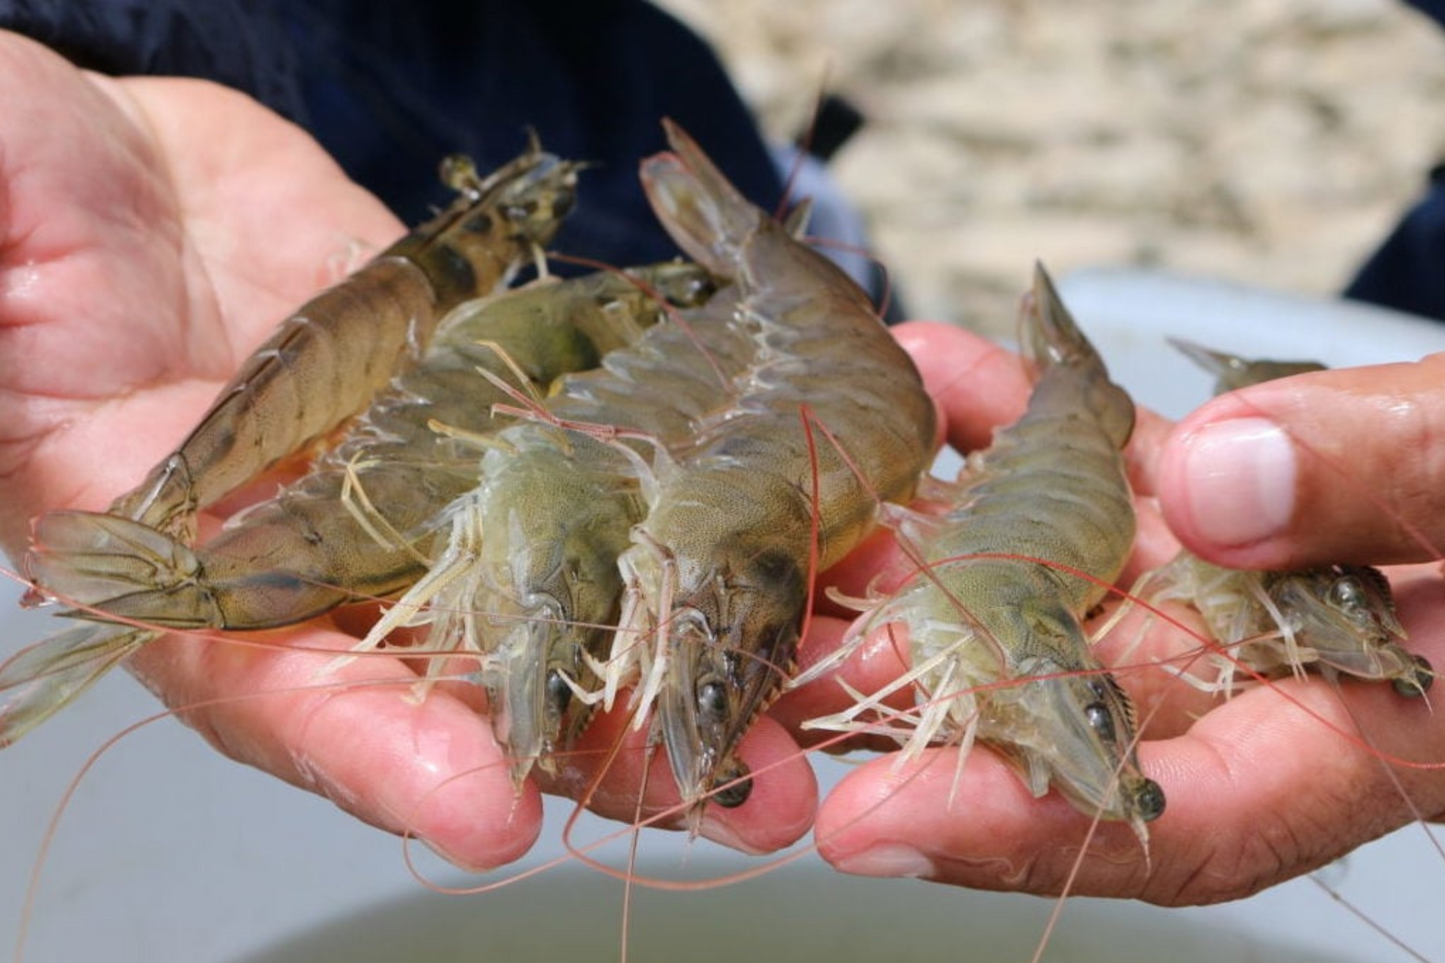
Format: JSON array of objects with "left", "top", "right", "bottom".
[{"left": 655, "top": 0, "right": 1445, "bottom": 336}]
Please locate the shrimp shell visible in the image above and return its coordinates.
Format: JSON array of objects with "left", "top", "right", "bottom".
[{"left": 109, "top": 145, "right": 580, "bottom": 540}]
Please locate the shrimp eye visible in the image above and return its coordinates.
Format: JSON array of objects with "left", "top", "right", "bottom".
[
  {"left": 546, "top": 670, "right": 573, "bottom": 718},
  {"left": 711, "top": 761, "right": 753, "bottom": 808},
  {"left": 1393, "top": 654, "right": 1434, "bottom": 698},
  {"left": 1329, "top": 577, "right": 1365, "bottom": 611},
  {"left": 698, "top": 681, "right": 730, "bottom": 726},
  {"left": 1132, "top": 778, "right": 1167, "bottom": 822},
  {"left": 1084, "top": 702, "right": 1116, "bottom": 743}
]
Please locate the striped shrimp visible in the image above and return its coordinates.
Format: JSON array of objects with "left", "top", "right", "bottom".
[
  {"left": 1146, "top": 339, "right": 1433, "bottom": 697},
  {"left": 595, "top": 119, "right": 937, "bottom": 816},
  {"left": 0, "top": 145, "right": 581, "bottom": 745},
  {"left": 795, "top": 264, "right": 1165, "bottom": 841}
]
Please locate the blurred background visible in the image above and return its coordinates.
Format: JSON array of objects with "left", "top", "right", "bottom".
[{"left": 657, "top": 0, "right": 1445, "bottom": 333}]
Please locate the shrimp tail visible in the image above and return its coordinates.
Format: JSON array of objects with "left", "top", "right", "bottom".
[
  {"left": 0, "top": 622, "right": 149, "bottom": 746},
  {"left": 27, "top": 511, "right": 220, "bottom": 629},
  {"left": 637, "top": 118, "right": 762, "bottom": 273}
]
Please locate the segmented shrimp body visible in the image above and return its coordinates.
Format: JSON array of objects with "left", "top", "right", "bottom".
[
  {"left": 1148, "top": 340, "right": 1433, "bottom": 697},
  {"left": 798, "top": 265, "right": 1164, "bottom": 840},
  {"left": 1, "top": 147, "right": 580, "bottom": 745},
  {"left": 29, "top": 265, "right": 704, "bottom": 631},
  {"left": 110, "top": 146, "right": 579, "bottom": 541},
  {"left": 607, "top": 120, "right": 937, "bottom": 813}
]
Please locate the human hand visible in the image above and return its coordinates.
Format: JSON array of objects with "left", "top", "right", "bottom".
[
  {"left": 1158, "top": 353, "right": 1445, "bottom": 568},
  {"left": 0, "top": 31, "right": 816, "bottom": 871},
  {"left": 778, "top": 319, "right": 1445, "bottom": 904}
]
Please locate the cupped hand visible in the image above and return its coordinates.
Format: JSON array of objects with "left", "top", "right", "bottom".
[
  {"left": 0, "top": 31, "right": 815, "bottom": 872},
  {"left": 781, "top": 319, "right": 1445, "bottom": 905}
]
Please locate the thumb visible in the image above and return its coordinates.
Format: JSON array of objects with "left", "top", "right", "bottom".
[{"left": 1157, "top": 353, "right": 1445, "bottom": 568}]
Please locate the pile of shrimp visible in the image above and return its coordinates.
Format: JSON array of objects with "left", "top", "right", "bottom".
[
  {"left": 0, "top": 119, "right": 940, "bottom": 823},
  {"left": 1, "top": 117, "right": 1436, "bottom": 896}
]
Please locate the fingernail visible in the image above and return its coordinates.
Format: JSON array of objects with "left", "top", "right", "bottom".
[
  {"left": 832, "top": 843, "right": 936, "bottom": 879},
  {"left": 1181, "top": 417, "right": 1296, "bottom": 547}
]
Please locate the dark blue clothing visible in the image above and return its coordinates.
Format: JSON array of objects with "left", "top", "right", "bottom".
[
  {"left": 4, "top": 1, "right": 1445, "bottom": 319},
  {"left": 1330, "top": 0, "right": 1445, "bottom": 319},
  {"left": 0, "top": 0, "right": 785, "bottom": 271}
]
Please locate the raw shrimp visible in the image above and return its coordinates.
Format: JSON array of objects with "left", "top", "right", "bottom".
[
  {"left": 796, "top": 264, "right": 1165, "bottom": 841},
  {"left": 600, "top": 119, "right": 936, "bottom": 815},
  {"left": 0, "top": 146, "right": 581, "bottom": 745},
  {"left": 104, "top": 144, "right": 580, "bottom": 541},
  {"left": 1146, "top": 339, "right": 1433, "bottom": 697},
  {"left": 349, "top": 268, "right": 749, "bottom": 786},
  {"left": 29, "top": 263, "right": 713, "bottom": 631}
]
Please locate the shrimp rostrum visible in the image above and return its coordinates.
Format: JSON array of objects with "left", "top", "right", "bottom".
[
  {"left": 1, "top": 144, "right": 582, "bottom": 745},
  {"left": 796, "top": 264, "right": 1165, "bottom": 842}
]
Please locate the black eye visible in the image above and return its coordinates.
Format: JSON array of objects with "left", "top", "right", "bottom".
[
  {"left": 698, "top": 681, "right": 729, "bottom": 725},
  {"left": 546, "top": 671, "right": 573, "bottom": 717},
  {"left": 1329, "top": 577, "right": 1365, "bottom": 610},
  {"left": 711, "top": 762, "right": 752, "bottom": 808},
  {"left": 1393, "top": 654, "right": 1435, "bottom": 698},
  {"left": 1085, "top": 702, "right": 1116, "bottom": 743},
  {"left": 1133, "top": 778, "right": 1167, "bottom": 822}
]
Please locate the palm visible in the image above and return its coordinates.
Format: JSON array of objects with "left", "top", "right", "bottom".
[{"left": 0, "top": 35, "right": 401, "bottom": 554}]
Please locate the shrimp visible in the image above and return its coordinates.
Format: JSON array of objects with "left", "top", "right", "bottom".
[
  {"left": 796, "top": 264, "right": 1165, "bottom": 842},
  {"left": 0, "top": 145, "right": 581, "bottom": 745},
  {"left": 350, "top": 267, "right": 748, "bottom": 786},
  {"left": 598, "top": 119, "right": 936, "bottom": 816},
  {"left": 28, "top": 263, "right": 711, "bottom": 631},
  {"left": 1146, "top": 339, "right": 1433, "bottom": 697},
  {"left": 103, "top": 144, "right": 580, "bottom": 541}
]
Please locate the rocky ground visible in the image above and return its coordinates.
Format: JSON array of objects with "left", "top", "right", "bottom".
[{"left": 655, "top": 0, "right": 1445, "bottom": 336}]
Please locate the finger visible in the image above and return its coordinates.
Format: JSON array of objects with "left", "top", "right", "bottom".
[
  {"left": 1157, "top": 355, "right": 1445, "bottom": 568},
  {"left": 816, "top": 652, "right": 1445, "bottom": 904},
  {"left": 554, "top": 704, "right": 817, "bottom": 855},
  {"left": 892, "top": 320, "right": 1030, "bottom": 454},
  {"left": 772, "top": 614, "right": 916, "bottom": 755},
  {"left": 1123, "top": 405, "right": 1177, "bottom": 500},
  {"left": 126, "top": 624, "right": 541, "bottom": 872}
]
